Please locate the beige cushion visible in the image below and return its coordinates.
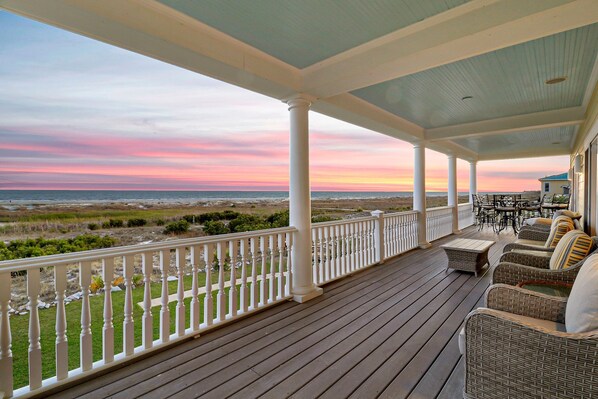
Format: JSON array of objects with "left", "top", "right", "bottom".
[
  {"left": 514, "top": 238, "right": 546, "bottom": 247},
  {"left": 566, "top": 253, "right": 598, "bottom": 333},
  {"left": 554, "top": 210, "right": 582, "bottom": 220},
  {"left": 511, "top": 249, "right": 552, "bottom": 258},
  {"left": 524, "top": 217, "right": 552, "bottom": 226},
  {"left": 549, "top": 230, "right": 593, "bottom": 270}
]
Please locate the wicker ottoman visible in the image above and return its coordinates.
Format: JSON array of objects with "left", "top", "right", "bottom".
[{"left": 441, "top": 238, "right": 495, "bottom": 277}]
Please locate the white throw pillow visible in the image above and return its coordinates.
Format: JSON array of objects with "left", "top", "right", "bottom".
[{"left": 566, "top": 253, "right": 598, "bottom": 333}]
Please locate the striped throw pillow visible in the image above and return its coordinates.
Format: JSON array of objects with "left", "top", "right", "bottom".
[
  {"left": 545, "top": 222, "right": 573, "bottom": 248},
  {"left": 552, "top": 215, "right": 574, "bottom": 230},
  {"left": 550, "top": 230, "right": 593, "bottom": 270}
]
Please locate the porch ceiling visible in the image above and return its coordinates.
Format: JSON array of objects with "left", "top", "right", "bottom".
[{"left": 2, "top": 0, "right": 598, "bottom": 162}]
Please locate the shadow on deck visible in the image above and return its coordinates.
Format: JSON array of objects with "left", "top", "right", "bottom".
[{"left": 45, "top": 226, "right": 514, "bottom": 399}]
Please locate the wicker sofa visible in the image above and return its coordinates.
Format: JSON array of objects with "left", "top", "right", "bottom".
[{"left": 461, "top": 283, "right": 598, "bottom": 398}]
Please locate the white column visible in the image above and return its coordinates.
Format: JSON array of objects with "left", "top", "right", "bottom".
[
  {"left": 287, "top": 95, "right": 322, "bottom": 303},
  {"left": 469, "top": 161, "right": 477, "bottom": 203},
  {"left": 371, "top": 210, "right": 385, "bottom": 264},
  {"left": 413, "top": 143, "right": 431, "bottom": 248},
  {"left": 448, "top": 155, "right": 461, "bottom": 234}
]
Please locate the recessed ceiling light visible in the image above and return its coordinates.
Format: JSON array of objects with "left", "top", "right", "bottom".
[
  {"left": 461, "top": 96, "right": 473, "bottom": 101},
  {"left": 545, "top": 77, "right": 567, "bottom": 85}
]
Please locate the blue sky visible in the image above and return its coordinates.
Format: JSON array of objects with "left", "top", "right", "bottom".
[{"left": 0, "top": 11, "right": 569, "bottom": 191}]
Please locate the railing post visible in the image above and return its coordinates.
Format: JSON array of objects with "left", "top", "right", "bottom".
[
  {"left": 286, "top": 95, "right": 322, "bottom": 303},
  {"left": 371, "top": 210, "right": 385, "bottom": 264},
  {"left": 0, "top": 273, "right": 12, "bottom": 398},
  {"left": 414, "top": 143, "right": 431, "bottom": 248},
  {"left": 448, "top": 155, "right": 461, "bottom": 234}
]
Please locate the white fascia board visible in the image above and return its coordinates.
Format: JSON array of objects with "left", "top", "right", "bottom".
[
  {"left": 425, "top": 107, "right": 585, "bottom": 141},
  {"left": 303, "top": 0, "right": 598, "bottom": 99}
]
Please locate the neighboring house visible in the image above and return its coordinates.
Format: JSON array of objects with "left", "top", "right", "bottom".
[{"left": 539, "top": 172, "right": 570, "bottom": 196}]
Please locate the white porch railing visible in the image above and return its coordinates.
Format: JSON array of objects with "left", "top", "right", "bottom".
[
  {"left": 0, "top": 204, "right": 474, "bottom": 397},
  {"left": 383, "top": 211, "right": 419, "bottom": 258},
  {"left": 426, "top": 206, "right": 454, "bottom": 242},
  {"left": 458, "top": 202, "right": 475, "bottom": 230},
  {"left": 311, "top": 216, "right": 377, "bottom": 286},
  {"left": 0, "top": 227, "right": 295, "bottom": 398}
]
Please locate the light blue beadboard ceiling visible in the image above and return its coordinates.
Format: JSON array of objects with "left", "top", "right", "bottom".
[
  {"left": 156, "top": 0, "right": 468, "bottom": 68},
  {"left": 454, "top": 126, "right": 576, "bottom": 155},
  {"left": 353, "top": 24, "right": 598, "bottom": 128}
]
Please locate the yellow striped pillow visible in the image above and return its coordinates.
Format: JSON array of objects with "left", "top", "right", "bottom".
[
  {"left": 552, "top": 215, "right": 574, "bottom": 230},
  {"left": 550, "top": 231, "right": 593, "bottom": 270},
  {"left": 545, "top": 222, "right": 573, "bottom": 248}
]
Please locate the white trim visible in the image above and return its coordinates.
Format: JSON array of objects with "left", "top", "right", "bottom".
[
  {"left": 478, "top": 147, "right": 570, "bottom": 160},
  {"left": 583, "top": 51, "right": 598, "bottom": 110},
  {"left": 425, "top": 107, "right": 585, "bottom": 142},
  {"left": 303, "top": 0, "right": 598, "bottom": 98}
]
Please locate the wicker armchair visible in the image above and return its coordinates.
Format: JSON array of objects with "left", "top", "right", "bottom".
[
  {"left": 462, "top": 284, "right": 598, "bottom": 399},
  {"left": 493, "top": 240, "right": 598, "bottom": 286}
]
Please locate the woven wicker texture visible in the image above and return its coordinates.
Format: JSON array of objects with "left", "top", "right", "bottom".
[
  {"left": 464, "top": 308, "right": 598, "bottom": 399},
  {"left": 485, "top": 284, "right": 567, "bottom": 322},
  {"left": 499, "top": 252, "right": 551, "bottom": 269},
  {"left": 503, "top": 243, "right": 554, "bottom": 253},
  {"left": 492, "top": 262, "right": 580, "bottom": 286},
  {"left": 517, "top": 228, "right": 550, "bottom": 242}
]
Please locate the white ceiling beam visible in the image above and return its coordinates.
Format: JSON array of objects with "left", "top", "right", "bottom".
[
  {"left": 425, "top": 107, "right": 585, "bottom": 142},
  {"left": 303, "top": 0, "right": 598, "bottom": 99},
  {"left": 0, "top": 0, "right": 302, "bottom": 100},
  {"left": 426, "top": 141, "right": 479, "bottom": 162},
  {"left": 312, "top": 93, "right": 424, "bottom": 142},
  {"left": 478, "top": 147, "right": 571, "bottom": 161}
]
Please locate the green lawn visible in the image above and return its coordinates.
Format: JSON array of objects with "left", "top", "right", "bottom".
[{"left": 9, "top": 263, "right": 279, "bottom": 389}]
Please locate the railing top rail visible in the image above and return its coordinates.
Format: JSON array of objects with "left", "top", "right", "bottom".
[
  {"left": 458, "top": 202, "right": 473, "bottom": 207},
  {"left": 0, "top": 226, "right": 297, "bottom": 272},
  {"left": 383, "top": 210, "right": 419, "bottom": 218},
  {"left": 311, "top": 215, "right": 376, "bottom": 228},
  {"left": 426, "top": 205, "right": 453, "bottom": 212}
]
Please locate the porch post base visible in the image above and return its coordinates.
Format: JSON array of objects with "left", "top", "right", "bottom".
[
  {"left": 293, "top": 286, "right": 323, "bottom": 303},
  {"left": 419, "top": 242, "right": 432, "bottom": 249},
  {"left": 453, "top": 229, "right": 463, "bottom": 235}
]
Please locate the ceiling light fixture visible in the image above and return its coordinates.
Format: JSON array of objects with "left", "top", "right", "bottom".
[
  {"left": 545, "top": 76, "right": 567, "bottom": 85},
  {"left": 461, "top": 96, "right": 473, "bottom": 101}
]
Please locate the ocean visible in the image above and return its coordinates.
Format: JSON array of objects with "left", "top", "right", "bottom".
[{"left": 0, "top": 190, "right": 473, "bottom": 205}]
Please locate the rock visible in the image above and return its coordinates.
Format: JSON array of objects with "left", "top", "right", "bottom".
[
  {"left": 167, "top": 276, "right": 178, "bottom": 282},
  {"left": 37, "top": 301, "right": 47, "bottom": 309},
  {"left": 111, "top": 286, "right": 122, "bottom": 292}
]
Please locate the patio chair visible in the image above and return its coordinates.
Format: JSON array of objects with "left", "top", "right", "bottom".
[
  {"left": 520, "top": 210, "right": 582, "bottom": 235},
  {"left": 503, "top": 215, "right": 574, "bottom": 252},
  {"left": 493, "top": 236, "right": 598, "bottom": 286},
  {"left": 498, "top": 230, "right": 594, "bottom": 271},
  {"left": 461, "top": 254, "right": 598, "bottom": 399}
]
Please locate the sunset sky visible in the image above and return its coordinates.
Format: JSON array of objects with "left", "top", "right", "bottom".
[{"left": 0, "top": 11, "right": 570, "bottom": 193}]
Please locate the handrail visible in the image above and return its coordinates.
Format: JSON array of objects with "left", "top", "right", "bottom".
[{"left": 0, "top": 226, "right": 297, "bottom": 273}]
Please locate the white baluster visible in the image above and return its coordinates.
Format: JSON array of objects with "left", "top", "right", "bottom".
[
  {"left": 54, "top": 265, "right": 68, "bottom": 380},
  {"left": 323, "top": 227, "right": 330, "bottom": 282},
  {"left": 318, "top": 227, "right": 324, "bottom": 283},
  {"left": 330, "top": 226, "right": 336, "bottom": 279},
  {"left": 216, "top": 242, "right": 226, "bottom": 322},
  {"left": 102, "top": 258, "right": 114, "bottom": 363},
  {"left": 312, "top": 228, "right": 319, "bottom": 285},
  {"left": 335, "top": 225, "right": 341, "bottom": 277},
  {"left": 260, "top": 236, "right": 267, "bottom": 306},
  {"left": 0, "top": 272, "right": 13, "bottom": 398},
  {"left": 239, "top": 239, "right": 249, "bottom": 313},
  {"left": 190, "top": 246, "right": 200, "bottom": 331},
  {"left": 79, "top": 261, "right": 93, "bottom": 372},
  {"left": 27, "top": 267, "right": 42, "bottom": 389},
  {"left": 228, "top": 240, "right": 238, "bottom": 318},
  {"left": 340, "top": 224, "right": 347, "bottom": 276},
  {"left": 159, "top": 250, "right": 170, "bottom": 343},
  {"left": 123, "top": 255, "right": 134, "bottom": 356},
  {"left": 250, "top": 238, "right": 258, "bottom": 310},
  {"left": 286, "top": 232, "right": 293, "bottom": 296},
  {"left": 277, "top": 234, "right": 284, "bottom": 300},
  {"left": 141, "top": 252, "right": 153, "bottom": 349},
  {"left": 269, "top": 235, "right": 276, "bottom": 302},
  {"left": 203, "top": 244, "right": 214, "bottom": 327},
  {"left": 175, "top": 248, "right": 186, "bottom": 337}
]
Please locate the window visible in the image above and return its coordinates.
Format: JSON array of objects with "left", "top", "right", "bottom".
[{"left": 544, "top": 182, "right": 550, "bottom": 192}]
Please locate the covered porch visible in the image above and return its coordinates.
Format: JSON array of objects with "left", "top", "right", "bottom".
[
  {"left": 42, "top": 226, "right": 510, "bottom": 399},
  {"left": 1, "top": 1, "right": 598, "bottom": 398}
]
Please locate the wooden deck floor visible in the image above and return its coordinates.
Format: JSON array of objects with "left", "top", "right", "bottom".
[{"left": 46, "top": 227, "right": 513, "bottom": 399}]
